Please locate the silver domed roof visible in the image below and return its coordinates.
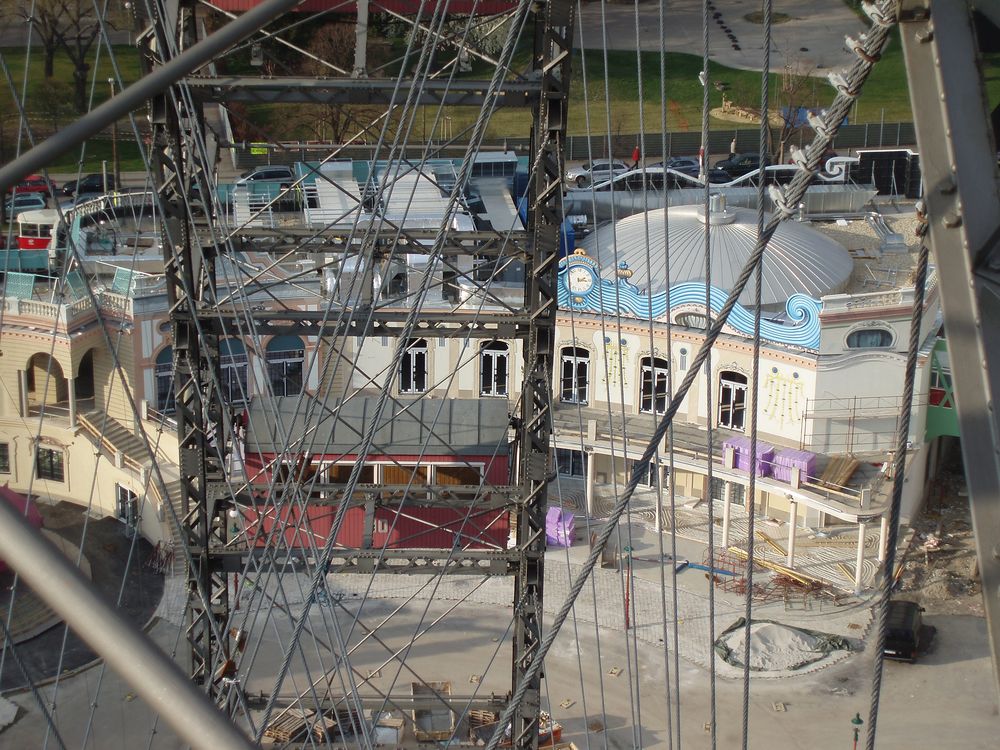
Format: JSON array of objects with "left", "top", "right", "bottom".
[{"left": 578, "top": 202, "right": 853, "bottom": 306}]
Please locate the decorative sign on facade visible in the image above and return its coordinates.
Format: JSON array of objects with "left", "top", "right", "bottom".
[
  {"left": 602, "top": 336, "right": 629, "bottom": 388},
  {"left": 558, "top": 249, "right": 823, "bottom": 350},
  {"left": 762, "top": 367, "right": 804, "bottom": 427}
]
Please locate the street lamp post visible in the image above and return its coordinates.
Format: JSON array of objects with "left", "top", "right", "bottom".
[
  {"left": 108, "top": 78, "right": 120, "bottom": 189},
  {"left": 851, "top": 712, "right": 864, "bottom": 750}
]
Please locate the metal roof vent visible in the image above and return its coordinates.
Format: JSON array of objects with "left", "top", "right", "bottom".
[{"left": 699, "top": 193, "right": 737, "bottom": 225}]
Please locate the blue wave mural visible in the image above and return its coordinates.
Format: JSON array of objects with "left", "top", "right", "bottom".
[{"left": 557, "top": 262, "right": 821, "bottom": 350}]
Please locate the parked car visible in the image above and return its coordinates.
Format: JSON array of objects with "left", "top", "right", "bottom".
[
  {"left": 236, "top": 165, "right": 295, "bottom": 185},
  {"left": 713, "top": 153, "right": 767, "bottom": 179},
  {"left": 651, "top": 156, "right": 701, "bottom": 177},
  {"left": 62, "top": 173, "right": 116, "bottom": 196},
  {"left": 4, "top": 193, "right": 48, "bottom": 219},
  {"left": 883, "top": 599, "right": 935, "bottom": 662},
  {"left": 565, "top": 160, "right": 629, "bottom": 188},
  {"left": 588, "top": 167, "right": 698, "bottom": 192},
  {"left": 6, "top": 174, "right": 52, "bottom": 198}
]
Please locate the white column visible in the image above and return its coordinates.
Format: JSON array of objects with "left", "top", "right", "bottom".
[
  {"left": 721, "top": 481, "right": 732, "bottom": 548},
  {"left": 854, "top": 521, "right": 868, "bottom": 595},
  {"left": 786, "top": 500, "right": 797, "bottom": 568},
  {"left": 68, "top": 381, "right": 77, "bottom": 427},
  {"left": 653, "top": 460, "right": 662, "bottom": 533},
  {"left": 18, "top": 370, "right": 29, "bottom": 417},
  {"left": 878, "top": 514, "right": 890, "bottom": 563},
  {"left": 585, "top": 450, "right": 596, "bottom": 517}
]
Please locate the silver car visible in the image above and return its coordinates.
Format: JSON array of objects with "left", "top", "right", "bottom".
[
  {"left": 564, "top": 160, "right": 629, "bottom": 188},
  {"left": 4, "top": 193, "right": 48, "bottom": 219}
]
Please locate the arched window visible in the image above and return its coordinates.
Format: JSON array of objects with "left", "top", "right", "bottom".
[
  {"left": 560, "top": 347, "right": 589, "bottom": 404},
  {"left": 480, "top": 341, "right": 509, "bottom": 397},
  {"left": 266, "top": 335, "right": 304, "bottom": 397},
  {"left": 154, "top": 346, "right": 174, "bottom": 413},
  {"left": 220, "top": 338, "right": 249, "bottom": 403},
  {"left": 846, "top": 328, "right": 893, "bottom": 349},
  {"left": 639, "top": 356, "right": 670, "bottom": 415},
  {"left": 400, "top": 339, "right": 428, "bottom": 394},
  {"left": 719, "top": 371, "right": 749, "bottom": 431}
]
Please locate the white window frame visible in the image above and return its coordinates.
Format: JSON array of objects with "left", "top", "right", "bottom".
[
  {"left": 36, "top": 446, "right": 64, "bottom": 482},
  {"left": 555, "top": 448, "right": 587, "bottom": 477},
  {"left": 221, "top": 352, "right": 249, "bottom": 403},
  {"left": 639, "top": 356, "right": 670, "bottom": 415},
  {"left": 266, "top": 348, "right": 304, "bottom": 397},
  {"left": 480, "top": 342, "right": 509, "bottom": 397},
  {"left": 116, "top": 484, "right": 139, "bottom": 528},
  {"left": 718, "top": 371, "right": 749, "bottom": 431},
  {"left": 560, "top": 347, "right": 589, "bottom": 405},
  {"left": 154, "top": 347, "right": 174, "bottom": 413},
  {"left": 400, "top": 339, "right": 428, "bottom": 394}
]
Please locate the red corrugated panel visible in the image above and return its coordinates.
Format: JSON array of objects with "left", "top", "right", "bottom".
[
  {"left": 242, "top": 504, "right": 365, "bottom": 548},
  {"left": 208, "top": 0, "right": 517, "bottom": 15},
  {"left": 374, "top": 506, "right": 510, "bottom": 550}
]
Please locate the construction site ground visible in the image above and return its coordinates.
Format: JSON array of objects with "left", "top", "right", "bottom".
[{"left": 894, "top": 440, "right": 984, "bottom": 617}]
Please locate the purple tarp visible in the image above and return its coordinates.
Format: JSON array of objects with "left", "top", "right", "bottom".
[
  {"left": 723, "top": 436, "right": 774, "bottom": 477},
  {"left": 545, "top": 506, "right": 575, "bottom": 547},
  {"left": 771, "top": 448, "right": 818, "bottom": 484}
]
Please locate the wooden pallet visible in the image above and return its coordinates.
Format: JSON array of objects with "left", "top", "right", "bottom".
[
  {"left": 263, "top": 708, "right": 314, "bottom": 742},
  {"left": 312, "top": 716, "right": 338, "bottom": 742},
  {"left": 818, "top": 456, "right": 859, "bottom": 490}
]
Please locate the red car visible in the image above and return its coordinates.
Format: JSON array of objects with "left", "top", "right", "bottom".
[{"left": 6, "top": 174, "right": 52, "bottom": 198}]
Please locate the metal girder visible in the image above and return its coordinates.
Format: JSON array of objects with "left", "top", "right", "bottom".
[
  {"left": 228, "top": 227, "right": 530, "bottom": 257},
  {"left": 177, "top": 309, "right": 529, "bottom": 338},
  {"left": 900, "top": 0, "right": 1000, "bottom": 700},
  {"left": 510, "top": 2, "right": 574, "bottom": 748},
  {"left": 213, "top": 484, "right": 520, "bottom": 510},
  {"left": 209, "top": 548, "right": 518, "bottom": 575},
  {"left": 185, "top": 76, "right": 541, "bottom": 107},
  {"left": 146, "top": 0, "right": 234, "bottom": 702},
  {"left": 246, "top": 693, "right": 507, "bottom": 711}
]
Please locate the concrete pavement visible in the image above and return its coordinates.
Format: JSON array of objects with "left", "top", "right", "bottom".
[{"left": 580, "top": 0, "right": 865, "bottom": 76}]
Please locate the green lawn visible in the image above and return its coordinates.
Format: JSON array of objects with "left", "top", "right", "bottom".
[
  {"left": 8, "top": 30, "right": 1000, "bottom": 164},
  {"left": 0, "top": 45, "right": 146, "bottom": 171}
]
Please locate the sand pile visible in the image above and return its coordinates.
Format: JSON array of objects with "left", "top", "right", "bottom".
[{"left": 718, "top": 621, "right": 849, "bottom": 671}]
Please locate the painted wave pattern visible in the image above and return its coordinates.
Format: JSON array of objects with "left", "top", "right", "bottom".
[{"left": 557, "top": 271, "right": 822, "bottom": 350}]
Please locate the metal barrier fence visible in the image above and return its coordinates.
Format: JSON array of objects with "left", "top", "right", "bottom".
[{"left": 229, "top": 122, "right": 917, "bottom": 170}]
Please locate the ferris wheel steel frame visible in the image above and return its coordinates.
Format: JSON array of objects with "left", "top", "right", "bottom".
[
  {"left": 144, "top": 0, "right": 577, "bottom": 742},
  {"left": 900, "top": 0, "right": 1000, "bottom": 702}
]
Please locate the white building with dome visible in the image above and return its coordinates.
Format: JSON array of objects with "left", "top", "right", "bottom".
[{"left": 543, "top": 198, "right": 945, "bottom": 592}]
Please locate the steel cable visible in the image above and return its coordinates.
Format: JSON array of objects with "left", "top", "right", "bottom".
[{"left": 486, "top": 6, "right": 898, "bottom": 746}]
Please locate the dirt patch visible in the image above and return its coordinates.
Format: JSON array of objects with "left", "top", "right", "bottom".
[
  {"left": 895, "top": 440, "right": 983, "bottom": 617},
  {"left": 744, "top": 11, "right": 792, "bottom": 24}
]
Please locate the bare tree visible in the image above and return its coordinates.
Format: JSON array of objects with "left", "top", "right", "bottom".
[
  {"left": 287, "top": 22, "right": 387, "bottom": 144},
  {"left": 773, "top": 60, "right": 820, "bottom": 163},
  {"left": 55, "top": 0, "right": 108, "bottom": 114},
  {"left": 4, "top": 0, "right": 68, "bottom": 78}
]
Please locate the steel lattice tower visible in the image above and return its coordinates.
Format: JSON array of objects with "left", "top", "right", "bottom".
[{"left": 144, "top": 1, "right": 576, "bottom": 744}]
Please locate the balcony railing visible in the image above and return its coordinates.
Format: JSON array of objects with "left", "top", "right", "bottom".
[{"left": 1, "top": 290, "right": 133, "bottom": 328}]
